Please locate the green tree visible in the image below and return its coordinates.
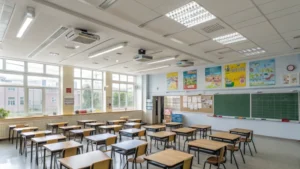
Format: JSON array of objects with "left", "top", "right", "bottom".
[
  {"left": 112, "top": 92, "right": 119, "bottom": 107},
  {"left": 82, "top": 88, "right": 92, "bottom": 109}
]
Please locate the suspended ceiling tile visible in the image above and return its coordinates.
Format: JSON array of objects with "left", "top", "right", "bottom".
[
  {"left": 143, "top": 16, "right": 186, "bottom": 35},
  {"left": 266, "top": 4, "right": 300, "bottom": 20},
  {"left": 287, "top": 39, "right": 300, "bottom": 49},
  {"left": 281, "top": 29, "right": 300, "bottom": 41},
  {"left": 222, "top": 7, "right": 261, "bottom": 25},
  {"left": 260, "top": 41, "right": 292, "bottom": 53},
  {"left": 152, "top": 0, "right": 191, "bottom": 14},
  {"left": 192, "top": 19, "right": 233, "bottom": 39},
  {"left": 169, "top": 29, "right": 209, "bottom": 44},
  {"left": 252, "top": 0, "right": 274, "bottom": 5},
  {"left": 227, "top": 41, "right": 258, "bottom": 50},
  {"left": 258, "top": 0, "right": 300, "bottom": 15},
  {"left": 232, "top": 16, "right": 267, "bottom": 29},
  {"left": 190, "top": 40, "right": 224, "bottom": 52},
  {"left": 270, "top": 12, "right": 300, "bottom": 33}
]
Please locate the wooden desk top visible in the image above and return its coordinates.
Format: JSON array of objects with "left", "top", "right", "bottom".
[
  {"left": 190, "top": 125, "right": 211, "bottom": 129},
  {"left": 44, "top": 140, "right": 82, "bottom": 152},
  {"left": 85, "top": 133, "right": 117, "bottom": 142},
  {"left": 32, "top": 134, "right": 66, "bottom": 143},
  {"left": 210, "top": 132, "right": 240, "bottom": 140},
  {"left": 77, "top": 120, "right": 97, "bottom": 123},
  {"left": 124, "top": 122, "right": 141, "bottom": 126},
  {"left": 47, "top": 122, "right": 68, "bottom": 126},
  {"left": 230, "top": 128, "right": 252, "bottom": 134},
  {"left": 165, "top": 122, "right": 182, "bottom": 126},
  {"left": 9, "top": 124, "right": 29, "bottom": 128},
  {"left": 188, "top": 139, "right": 228, "bottom": 151},
  {"left": 85, "top": 122, "right": 105, "bottom": 126},
  {"left": 144, "top": 149, "right": 193, "bottom": 167},
  {"left": 120, "top": 128, "right": 144, "bottom": 134},
  {"left": 127, "top": 119, "right": 141, "bottom": 122},
  {"left": 59, "top": 125, "right": 81, "bottom": 130},
  {"left": 143, "top": 125, "right": 166, "bottom": 129},
  {"left": 112, "top": 140, "right": 147, "bottom": 151},
  {"left": 21, "top": 130, "right": 52, "bottom": 137},
  {"left": 148, "top": 131, "right": 176, "bottom": 138},
  {"left": 13, "top": 127, "right": 38, "bottom": 131},
  {"left": 172, "top": 128, "right": 196, "bottom": 133},
  {"left": 107, "top": 120, "right": 126, "bottom": 123},
  {"left": 58, "top": 150, "right": 110, "bottom": 169},
  {"left": 70, "top": 128, "right": 95, "bottom": 134},
  {"left": 99, "top": 125, "right": 122, "bottom": 129}
]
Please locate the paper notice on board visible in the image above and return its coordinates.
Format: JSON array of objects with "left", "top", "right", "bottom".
[
  {"left": 197, "top": 96, "right": 202, "bottom": 102},
  {"left": 188, "top": 103, "right": 193, "bottom": 110},
  {"left": 193, "top": 103, "right": 198, "bottom": 110},
  {"left": 192, "top": 96, "right": 197, "bottom": 103},
  {"left": 188, "top": 97, "right": 192, "bottom": 103},
  {"left": 197, "top": 103, "right": 202, "bottom": 109},
  {"left": 183, "top": 96, "right": 188, "bottom": 102},
  {"left": 183, "top": 103, "right": 187, "bottom": 108}
]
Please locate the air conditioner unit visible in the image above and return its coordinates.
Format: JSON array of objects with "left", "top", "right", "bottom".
[
  {"left": 83, "top": 0, "right": 118, "bottom": 9},
  {"left": 176, "top": 60, "right": 194, "bottom": 67},
  {"left": 65, "top": 28, "right": 100, "bottom": 44},
  {"left": 134, "top": 54, "right": 153, "bottom": 62}
]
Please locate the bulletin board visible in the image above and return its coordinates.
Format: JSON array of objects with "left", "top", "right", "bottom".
[{"left": 180, "top": 95, "right": 214, "bottom": 113}]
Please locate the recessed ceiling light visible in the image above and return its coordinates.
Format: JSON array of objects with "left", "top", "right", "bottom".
[
  {"left": 166, "top": 1, "right": 216, "bottom": 28},
  {"left": 238, "top": 47, "right": 266, "bottom": 56},
  {"left": 65, "top": 44, "right": 80, "bottom": 49},
  {"left": 213, "top": 32, "right": 247, "bottom": 45},
  {"left": 0, "top": 1, "right": 15, "bottom": 41},
  {"left": 88, "top": 42, "right": 127, "bottom": 59},
  {"left": 17, "top": 7, "right": 35, "bottom": 38},
  {"left": 147, "top": 57, "right": 176, "bottom": 65},
  {"left": 116, "top": 60, "right": 119, "bottom": 63},
  {"left": 133, "top": 65, "right": 170, "bottom": 73},
  {"left": 170, "top": 38, "right": 185, "bottom": 44},
  {"left": 49, "top": 52, "right": 59, "bottom": 56}
]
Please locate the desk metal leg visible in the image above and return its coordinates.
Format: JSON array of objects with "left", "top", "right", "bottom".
[
  {"left": 36, "top": 143, "right": 39, "bottom": 165},
  {"left": 43, "top": 148, "right": 46, "bottom": 169},
  {"left": 150, "top": 137, "right": 152, "bottom": 153},
  {"left": 19, "top": 136, "right": 23, "bottom": 154},
  {"left": 16, "top": 132, "right": 19, "bottom": 149},
  {"left": 12, "top": 130, "right": 15, "bottom": 144},
  {"left": 8, "top": 128, "right": 11, "bottom": 141},
  {"left": 30, "top": 141, "right": 33, "bottom": 162},
  {"left": 50, "top": 152, "right": 53, "bottom": 169}
]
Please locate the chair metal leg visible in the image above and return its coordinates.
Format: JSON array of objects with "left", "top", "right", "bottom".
[
  {"left": 209, "top": 164, "right": 211, "bottom": 169},
  {"left": 239, "top": 149, "right": 245, "bottom": 164},
  {"left": 139, "top": 163, "right": 142, "bottom": 169},
  {"left": 247, "top": 142, "right": 253, "bottom": 156},
  {"left": 203, "top": 161, "right": 207, "bottom": 169},
  {"left": 230, "top": 151, "right": 233, "bottom": 163},
  {"left": 232, "top": 153, "right": 239, "bottom": 169},
  {"left": 222, "top": 163, "right": 227, "bottom": 169},
  {"left": 198, "top": 151, "right": 200, "bottom": 164},
  {"left": 123, "top": 161, "right": 128, "bottom": 169},
  {"left": 252, "top": 140, "right": 257, "bottom": 153}
]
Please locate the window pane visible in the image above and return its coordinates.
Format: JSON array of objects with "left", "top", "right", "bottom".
[
  {"left": 6, "top": 60, "right": 24, "bottom": 72},
  {"left": 45, "top": 89, "right": 59, "bottom": 114},
  {"left": 0, "top": 73, "right": 23, "bottom": 85},
  {"left": 28, "top": 62, "right": 43, "bottom": 73},
  {"left": 82, "top": 79, "right": 92, "bottom": 89},
  {"left": 128, "top": 76, "right": 134, "bottom": 82},
  {"left": 93, "top": 80, "right": 102, "bottom": 89},
  {"left": 112, "top": 91, "right": 119, "bottom": 108},
  {"left": 74, "top": 79, "right": 81, "bottom": 89},
  {"left": 93, "top": 90, "right": 102, "bottom": 111},
  {"left": 112, "top": 74, "right": 119, "bottom": 81},
  {"left": 120, "top": 92, "right": 127, "bottom": 108},
  {"left": 28, "top": 88, "right": 43, "bottom": 115},
  {"left": 120, "top": 75, "right": 127, "bottom": 82},
  {"left": 28, "top": 76, "right": 59, "bottom": 87},
  {"left": 82, "top": 69, "right": 92, "bottom": 78},
  {"left": 127, "top": 84, "right": 134, "bottom": 108},
  {"left": 93, "top": 71, "right": 102, "bottom": 79},
  {"left": 81, "top": 89, "right": 92, "bottom": 110},
  {"left": 0, "top": 87, "right": 25, "bottom": 117},
  {"left": 74, "top": 68, "right": 81, "bottom": 78},
  {"left": 0, "top": 59, "right": 3, "bottom": 69},
  {"left": 74, "top": 90, "right": 81, "bottom": 110},
  {"left": 112, "top": 83, "right": 119, "bottom": 90},
  {"left": 46, "top": 65, "right": 59, "bottom": 75},
  {"left": 120, "top": 84, "right": 127, "bottom": 91}
]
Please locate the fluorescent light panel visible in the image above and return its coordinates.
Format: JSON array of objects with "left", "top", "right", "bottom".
[
  {"left": 213, "top": 32, "right": 247, "bottom": 45},
  {"left": 0, "top": 0, "right": 15, "bottom": 41},
  {"left": 17, "top": 7, "right": 35, "bottom": 38},
  {"left": 89, "top": 42, "right": 127, "bottom": 59},
  {"left": 166, "top": 1, "right": 216, "bottom": 28},
  {"left": 170, "top": 38, "right": 184, "bottom": 44},
  {"left": 147, "top": 57, "right": 175, "bottom": 65},
  {"left": 135, "top": 65, "right": 170, "bottom": 73},
  {"left": 238, "top": 47, "right": 266, "bottom": 56}
]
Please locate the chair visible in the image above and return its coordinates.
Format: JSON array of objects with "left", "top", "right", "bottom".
[
  {"left": 227, "top": 141, "right": 245, "bottom": 165},
  {"left": 98, "top": 136, "right": 117, "bottom": 152},
  {"left": 57, "top": 123, "right": 65, "bottom": 134},
  {"left": 62, "top": 147, "right": 79, "bottom": 158},
  {"left": 133, "top": 124, "right": 141, "bottom": 129},
  {"left": 240, "top": 131, "right": 257, "bottom": 156},
  {"left": 183, "top": 156, "right": 193, "bottom": 169},
  {"left": 138, "top": 130, "right": 147, "bottom": 141},
  {"left": 123, "top": 143, "right": 148, "bottom": 169},
  {"left": 166, "top": 135, "right": 176, "bottom": 149},
  {"left": 22, "top": 129, "right": 35, "bottom": 156},
  {"left": 90, "top": 159, "right": 112, "bottom": 169},
  {"left": 113, "top": 126, "right": 122, "bottom": 134},
  {"left": 80, "top": 130, "right": 92, "bottom": 143},
  {"left": 44, "top": 139, "right": 58, "bottom": 168},
  {"left": 203, "top": 147, "right": 226, "bottom": 169},
  {"left": 16, "top": 124, "right": 26, "bottom": 128}
]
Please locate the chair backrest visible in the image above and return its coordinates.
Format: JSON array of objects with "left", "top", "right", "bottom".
[
  {"left": 219, "top": 147, "right": 225, "bottom": 163},
  {"left": 16, "top": 124, "right": 25, "bottom": 128},
  {"left": 62, "top": 147, "right": 78, "bottom": 158},
  {"left": 138, "top": 130, "right": 146, "bottom": 137},
  {"left": 106, "top": 136, "right": 117, "bottom": 146},
  {"left": 83, "top": 131, "right": 91, "bottom": 137},
  {"left": 183, "top": 157, "right": 193, "bottom": 169},
  {"left": 136, "top": 120, "right": 142, "bottom": 123},
  {"left": 35, "top": 133, "right": 45, "bottom": 138},
  {"left": 135, "top": 143, "right": 148, "bottom": 157},
  {"left": 46, "top": 139, "right": 58, "bottom": 144},
  {"left": 134, "top": 124, "right": 141, "bottom": 129},
  {"left": 90, "top": 159, "right": 111, "bottom": 169},
  {"left": 113, "top": 122, "right": 119, "bottom": 125},
  {"left": 168, "top": 135, "right": 175, "bottom": 142},
  {"left": 58, "top": 123, "right": 65, "bottom": 127},
  {"left": 114, "top": 126, "right": 122, "bottom": 132},
  {"left": 21, "top": 129, "right": 31, "bottom": 133}
]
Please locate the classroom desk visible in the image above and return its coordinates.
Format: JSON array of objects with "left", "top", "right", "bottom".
[
  {"left": 85, "top": 133, "right": 117, "bottom": 152},
  {"left": 8, "top": 124, "right": 29, "bottom": 142},
  {"left": 124, "top": 122, "right": 141, "bottom": 129},
  {"left": 144, "top": 149, "right": 193, "bottom": 169},
  {"left": 165, "top": 122, "right": 183, "bottom": 131},
  {"left": 69, "top": 128, "right": 95, "bottom": 142},
  {"left": 77, "top": 120, "right": 97, "bottom": 128},
  {"left": 230, "top": 128, "right": 254, "bottom": 155},
  {"left": 31, "top": 134, "right": 67, "bottom": 166},
  {"left": 143, "top": 125, "right": 166, "bottom": 132},
  {"left": 209, "top": 132, "right": 241, "bottom": 169},
  {"left": 120, "top": 116, "right": 129, "bottom": 121},
  {"left": 147, "top": 131, "right": 176, "bottom": 153},
  {"left": 20, "top": 130, "right": 52, "bottom": 155},
  {"left": 188, "top": 139, "right": 228, "bottom": 164},
  {"left": 47, "top": 122, "right": 68, "bottom": 133},
  {"left": 85, "top": 122, "right": 105, "bottom": 133},
  {"left": 106, "top": 119, "right": 126, "bottom": 125},
  {"left": 43, "top": 140, "right": 83, "bottom": 169},
  {"left": 58, "top": 150, "right": 111, "bottom": 169},
  {"left": 111, "top": 140, "right": 147, "bottom": 169},
  {"left": 99, "top": 125, "right": 122, "bottom": 133},
  {"left": 119, "top": 128, "right": 145, "bottom": 141},
  {"left": 59, "top": 125, "right": 81, "bottom": 136},
  {"left": 172, "top": 127, "right": 196, "bottom": 151},
  {"left": 127, "top": 118, "right": 142, "bottom": 123},
  {"left": 189, "top": 124, "right": 212, "bottom": 139},
  {"left": 13, "top": 127, "right": 38, "bottom": 149}
]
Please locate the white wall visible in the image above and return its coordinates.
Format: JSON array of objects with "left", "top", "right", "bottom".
[{"left": 148, "top": 54, "right": 300, "bottom": 140}]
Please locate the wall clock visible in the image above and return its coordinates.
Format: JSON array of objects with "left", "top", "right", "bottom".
[{"left": 287, "top": 64, "right": 296, "bottom": 71}]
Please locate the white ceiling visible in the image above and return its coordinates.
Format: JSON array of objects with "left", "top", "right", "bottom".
[{"left": 0, "top": 0, "right": 300, "bottom": 74}]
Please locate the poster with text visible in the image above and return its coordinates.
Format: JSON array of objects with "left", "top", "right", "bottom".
[
  {"left": 183, "top": 70, "right": 197, "bottom": 89},
  {"left": 166, "top": 72, "right": 178, "bottom": 90},
  {"left": 249, "top": 59, "right": 276, "bottom": 86},
  {"left": 224, "top": 63, "right": 246, "bottom": 88},
  {"left": 282, "top": 73, "right": 299, "bottom": 85},
  {"left": 205, "top": 66, "right": 222, "bottom": 88}
]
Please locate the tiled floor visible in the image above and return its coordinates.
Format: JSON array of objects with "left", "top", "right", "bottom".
[{"left": 0, "top": 131, "right": 300, "bottom": 169}]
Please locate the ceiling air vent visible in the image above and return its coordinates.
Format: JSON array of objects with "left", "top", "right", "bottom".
[
  {"left": 202, "top": 23, "right": 225, "bottom": 33},
  {"left": 218, "top": 49, "right": 234, "bottom": 55},
  {"left": 28, "top": 26, "right": 68, "bottom": 58},
  {"left": 84, "top": 0, "right": 118, "bottom": 9}
]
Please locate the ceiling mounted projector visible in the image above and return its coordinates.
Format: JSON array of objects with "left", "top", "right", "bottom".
[
  {"left": 65, "top": 28, "right": 100, "bottom": 44},
  {"left": 134, "top": 49, "right": 153, "bottom": 62},
  {"left": 176, "top": 60, "right": 194, "bottom": 67}
]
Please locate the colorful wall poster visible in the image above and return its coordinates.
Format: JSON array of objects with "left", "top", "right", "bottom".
[
  {"left": 183, "top": 70, "right": 197, "bottom": 89},
  {"left": 205, "top": 66, "right": 222, "bottom": 88},
  {"left": 282, "top": 73, "right": 299, "bottom": 85},
  {"left": 224, "top": 63, "right": 246, "bottom": 88},
  {"left": 249, "top": 59, "right": 275, "bottom": 86},
  {"left": 166, "top": 72, "right": 178, "bottom": 90}
]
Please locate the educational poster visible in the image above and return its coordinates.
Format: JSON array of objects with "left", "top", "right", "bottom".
[
  {"left": 205, "top": 66, "right": 222, "bottom": 88},
  {"left": 249, "top": 59, "right": 275, "bottom": 86},
  {"left": 224, "top": 63, "right": 246, "bottom": 88},
  {"left": 183, "top": 70, "right": 197, "bottom": 89},
  {"left": 282, "top": 73, "right": 299, "bottom": 85},
  {"left": 166, "top": 72, "right": 178, "bottom": 90}
]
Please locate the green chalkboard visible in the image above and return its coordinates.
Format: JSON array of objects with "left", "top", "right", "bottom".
[
  {"left": 252, "top": 93, "right": 299, "bottom": 120},
  {"left": 214, "top": 94, "right": 250, "bottom": 117}
]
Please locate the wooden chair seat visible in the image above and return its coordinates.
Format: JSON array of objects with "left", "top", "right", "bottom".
[
  {"left": 227, "top": 145, "right": 239, "bottom": 151},
  {"left": 206, "top": 156, "right": 225, "bottom": 164},
  {"left": 127, "top": 157, "right": 145, "bottom": 163}
]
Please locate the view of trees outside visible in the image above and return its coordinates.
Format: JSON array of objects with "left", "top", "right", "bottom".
[{"left": 112, "top": 83, "right": 134, "bottom": 109}]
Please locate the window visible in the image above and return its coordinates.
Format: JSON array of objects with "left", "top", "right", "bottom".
[
  {"left": 52, "top": 97, "right": 56, "bottom": 103},
  {"left": 0, "top": 73, "right": 23, "bottom": 85},
  {"left": 74, "top": 68, "right": 103, "bottom": 112},
  {"left": 8, "top": 87, "right": 15, "bottom": 91},
  {"left": 28, "top": 76, "right": 59, "bottom": 87},
  {"left": 46, "top": 65, "right": 59, "bottom": 75},
  {"left": 28, "top": 62, "right": 43, "bottom": 73},
  {"left": 20, "top": 97, "right": 24, "bottom": 105},
  {"left": 45, "top": 89, "right": 59, "bottom": 114},
  {"left": 28, "top": 88, "right": 42, "bottom": 115},
  {"left": 112, "top": 74, "right": 135, "bottom": 110},
  {"left": 8, "top": 97, "right": 15, "bottom": 105},
  {"left": 0, "top": 59, "right": 3, "bottom": 69},
  {"left": 0, "top": 87, "right": 25, "bottom": 117},
  {"left": 6, "top": 60, "right": 24, "bottom": 72}
]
